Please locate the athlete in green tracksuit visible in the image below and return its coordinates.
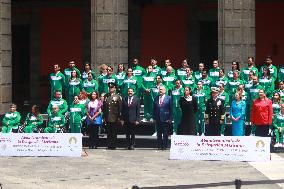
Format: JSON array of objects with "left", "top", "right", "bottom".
[
  {"left": 259, "top": 56, "right": 278, "bottom": 81},
  {"left": 1, "top": 104, "right": 21, "bottom": 133},
  {"left": 218, "top": 84, "right": 229, "bottom": 135},
  {"left": 69, "top": 96, "right": 86, "bottom": 133},
  {"left": 24, "top": 105, "right": 43, "bottom": 133},
  {"left": 240, "top": 57, "right": 258, "bottom": 82},
  {"left": 115, "top": 64, "right": 126, "bottom": 94},
  {"left": 181, "top": 68, "right": 196, "bottom": 91},
  {"left": 82, "top": 73, "right": 98, "bottom": 97},
  {"left": 171, "top": 80, "right": 184, "bottom": 134},
  {"left": 247, "top": 76, "right": 263, "bottom": 135},
  {"left": 66, "top": 71, "right": 82, "bottom": 106},
  {"left": 50, "top": 64, "right": 65, "bottom": 99},
  {"left": 142, "top": 65, "right": 155, "bottom": 121},
  {"left": 98, "top": 66, "right": 117, "bottom": 95},
  {"left": 275, "top": 81, "right": 284, "bottom": 101},
  {"left": 278, "top": 66, "right": 284, "bottom": 82},
  {"left": 162, "top": 66, "right": 176, "bottom": 92},
  {"left": 199, "top": 70, "right": 213, "bottom": 93},
  {"left": 45, "top": 105, "right": 66, "bottom": 133},
  {"left": 208, "top": 60, "right": 221, "bottom": 83},
  {"left": 47, "top": 91, "right": 68, "bottom": 116},
  {"left": 194, "top": 63, "right": 205, "bottom": 81},
  {"left": 150, "top": 58, "right": 161, "bottom": 76},
  {"left": 193, "top": 82, "right": 208, "bottom": 135},
  {"left": 64, "top": 61, "right": 81, "bottom": 97},
  {"left": 227, "top": 61, "right": 240, "bottom": 81},
  {"left": 81, "top": 62, "right": 96, "bottom": 82},
  {"left": 215, "top": 69, "right": 229, "bottom": 88},
  {"left": 226, "top": 71, "right": 243, "bottom": 104},
  {"left": 160, "top": 59, "right": 176, "bottom": 77},
  {"left": 259, "top": 76, "right": 275, "bottom": 99},
  {"left": 131, "top": 58, "right": 146, "bottom": 97},
  {"left": 121, "top": 68, "right": 138, "bottom": 98},
  {"left": 273, "top": 104, "right": 284, "bottom": 147},
  {"left": 176, "top": 59, "right": 189, "bottom": 81}
]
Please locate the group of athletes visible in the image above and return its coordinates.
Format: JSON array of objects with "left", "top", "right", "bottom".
[{"left": 1, "top": 56, "right": 284, "bottom": 146}]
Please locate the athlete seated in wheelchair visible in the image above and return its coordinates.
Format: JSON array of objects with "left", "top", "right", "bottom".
[
  {"left": 19, "top": 105, "right": 44, "bottom": 133},
  {"left": 1, "top": 104, "right": 21, "bottom": 133},
  {"left": 44, "top": 105, "right": 66, "bottom": 133}
]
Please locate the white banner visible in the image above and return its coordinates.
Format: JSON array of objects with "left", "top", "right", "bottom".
[
  {"left": 170, "top": 135, "right": 271, "bottom": 162},
  {"left": 0, "top": 133, "right": 82, "bottom": 157}
]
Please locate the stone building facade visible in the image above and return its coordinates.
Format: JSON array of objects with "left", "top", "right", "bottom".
[{"left": 0, "top": 0, "right": 256, "bottom": 113}]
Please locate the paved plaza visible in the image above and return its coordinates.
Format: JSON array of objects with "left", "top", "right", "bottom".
[{"left": 0, "top": 147, "right": 284, "bottom": 189}]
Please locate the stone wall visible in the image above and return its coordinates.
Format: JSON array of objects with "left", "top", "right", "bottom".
[
  {"left": 91, "top": 0, "right": 128, "bottom": 74},
  {"left": 0, "top": 0, "right": 12, "bottom": 113},
  {"left": 218, "top": 0, "right": 255, "bottom": 71}
]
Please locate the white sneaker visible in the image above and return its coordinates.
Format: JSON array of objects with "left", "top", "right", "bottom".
[
  {"left": 152, "top": 132, "right": 157, "bottom": 136},
  {"left": 221, "top": 134, "right": 224, "bottom": 136},
  {"left": 141, "top": 118, "right": 147, "bottom": 122},
  {"left": 173, "top": 132, "right": 177, "bottom": 135},
  {"left": 149, "top": 118, "right": 154, "bottom": 122},
  {"left": 250, "top": 133, "right": 255, "bottom": 136},
  {"left": 201, "top": 133, "right": 205, "bottom": 136},
  {"left": 274, "top": 143, "right": 281, "bottom": 147}
]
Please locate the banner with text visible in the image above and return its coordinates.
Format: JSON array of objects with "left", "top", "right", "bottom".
[
  {"left": 0, "top": 133, "right": 82, "bottom": 157},
  {"left": 170, "top": 135, "right": 271, "bottom": 162}
]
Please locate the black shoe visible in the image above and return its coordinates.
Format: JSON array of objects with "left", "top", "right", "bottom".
[
  {"left": 128, "top": 146, "right": 134, "bottom": 150},
  {"left": 107, "top": 147, "right": 116, "bottom": 150}
]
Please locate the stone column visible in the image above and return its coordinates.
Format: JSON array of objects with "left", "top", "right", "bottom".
[
  {"left": 0, "top": 0, "right": 12, "bottom": 113},
  {"left": 91, "top": 0, "right": 128, "bottom": 74},
  {"left": 218, "top": 0, "right": 255, "bottom": 71}
]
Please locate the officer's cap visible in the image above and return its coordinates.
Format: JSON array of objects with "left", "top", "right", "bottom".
[
  {"left": 211, "top": 87, "right": 219, "bottom": 93},
  {"left": 108, "top": 82, "right": 117, "bottom": 88}
]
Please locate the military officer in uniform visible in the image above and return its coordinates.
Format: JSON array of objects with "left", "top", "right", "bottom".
[
  {"left": 205, "top": 87, "right": 225, "bottom": 136},
  {"left": 103, "top": 82, "right": 122, "bottom": 150}
]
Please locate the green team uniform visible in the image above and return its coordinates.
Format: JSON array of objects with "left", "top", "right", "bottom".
[
  {"left": 273, "top": 112, "right": 284, "bottom": 144},
  {"left": 47, "top": 98, "right": 68, "bottom": 116},
  {"left": 244, "top": 80, "right": 253, "bottom": 94},
  {"left": 81, "top": 70, "right": 96, "bottom": 82},
  {"left": 98, "top": 74, "right": 117, "bottom": 95},
  {"left": 121, "top": 76, "right": 138, "bottom": 98},
  {"left": 194, "top": 71, "right": 202, "bottom": 81},
  {"left": 1, "top": 111, "right": 21, "bottom": 133},
  {"left": 64, "top": 67, "right": 81, "bottom": 97},
  {"left": 215, "top": 76, "right": 229, "bottom": 88},
  {"left": 227, "top": 79, "right": 243, "bottom": 104},
  {"left": 259, "top": 65, "right": 278, "bottom": 81},
  {"left": 69, "top": 103, "right": 86, "bottom": 133},
  {"left": 150, "top": 84, "right": 167, "bottom": 102},
  {"left": 227, "top": 70, "right": 240, "bottom": 81},
  {"left": 67, "top": 78, "right": 82, "bottom": 106},
  {"left": 274, "top": 89, "right": 284, "bottom": 101},
  {"left": 218, "top": 91, "right": 229, "bottom": 135},
  {"left": 50, "top": 71, "right": 65, "bottom": 98},
  {"left": 193, "top": 89, "right": 207, "bottom": 135},
  {"left": 152, "top": 65, "right": 161, "bottom": 76},
  {"left": 142, "top": 72, "right": 155, "bottom": 120},
  {"left": 162, "top": 73, "right": 176, "bottom": 92},
  {"left": 45, "top": 112, "right": 66, "bottom": 133},
  {"left": 171, "top": 87, "right": 184, "bottom": 133},
  {"left": 200, "top": 76, "right": 213, "bottom": 93},
  {"left": 132, "top": 65, "right": 146, "bottom": 97},
  {"left": 278, "top": 67, "right": 284, "bottom": 82},
  {"left": 181, "top": 75, "right": 196, "bottom": 91},
  {"left": 115, "top": 71, "right": 126, "bottom": 94},
  {"left": 247, "top": 84, "right": 263, "bottom": 134},
  {"left": 82, "top": 79, "right": 98, "bottom": 96},
  {"left": 209, "top": 67, "right": 221, "bottom": 83},
  {"left": 160, "top": 67, "right": 176, "bottom": 77},
  {"left": 176, "top": 68, "right": 187, "bottom": 81},
  {"left": 24, "top": 113, "right": 43, "bottom": 133},
  {"left": 240, "top": 66, "right": 259, "bottom": 82},
  {"left": 259, "top": 77, "right": 275, "bottom": 98},
  {"left": 272, "top": 102, "right": 281, "bottom": 116}
]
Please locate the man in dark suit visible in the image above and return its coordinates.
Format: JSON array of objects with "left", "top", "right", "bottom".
[
  {"left": 103, "top": 82, "right": 122, "bottom": 150},
  {"left": 153, "top": 85, "right": 172, "bottom": 150},
  {"left": 205, "top": 87, "right": 225, "bottom": 136},
  {"left": 122, "top": 88, "right": 140, "bottom": 150}
]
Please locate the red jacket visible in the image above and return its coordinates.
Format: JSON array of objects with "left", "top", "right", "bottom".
[{"left": 251, "top": 98, "right": 273, "bottom": 126}]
